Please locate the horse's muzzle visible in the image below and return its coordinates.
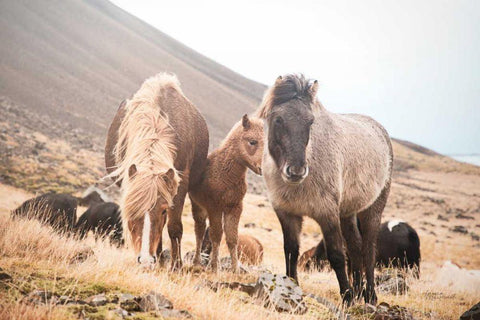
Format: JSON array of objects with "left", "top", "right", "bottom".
[{"left": 282, "top": 165, "right": 308, "bottom": 184}]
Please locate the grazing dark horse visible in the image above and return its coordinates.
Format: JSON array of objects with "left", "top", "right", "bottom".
[
  {"left": 77, "top": 186, "right": 111, "bottom": 207},
  {"left": 257, "top": 74, "right": 393, "bottom": 304},
  {"left": 11, "top": 193, "right": 77, "bottom": 234},
  {"left": 76, "top": 202, "right": 123, "bottom": 246},
  {"left": 377, "top": 220, "right": 420, "bottom": 276},
  {"left": 301, "top": 220, "right": 421, "bottom": 278},
  {"left": 105, "top": 73, "right": 209, "bottom": 269}
]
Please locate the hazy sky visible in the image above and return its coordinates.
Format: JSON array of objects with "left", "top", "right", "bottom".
[{"left": 111, "top": 0, "right": 479, "bottom": 155}]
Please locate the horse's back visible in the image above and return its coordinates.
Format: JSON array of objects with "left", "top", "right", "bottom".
[
  {"left": 158, "top": 85, "right": 209, "bottom": 188},
  {"left": 328, "top": 113, "right": 393, "bottom": 215},
  {"left": 105, "top": 80, "right": 209, "bottom": 189}
]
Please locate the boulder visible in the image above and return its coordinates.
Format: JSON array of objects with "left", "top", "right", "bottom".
[
  {"left": 373, "top": 302, "right": 415, "bottom": 320},
  {"left": 85, "top": 293, "right": 107, "bottom": 307},
  {"left": 154, "top": 309, "right": 193, "bottom": 318},
  {"left": 119, "top": 293, "right": 140, "bottom": 312},
  {"left": 139, "top": 291, "right": 173, "bottom": 311},
  {"left": 253, "top": 273, "right": 307, "bottom": 314},
  {"left": 22, "top": 290, "right": 58, "bottom": 305},
  {"left": 183, "top": 251, "right": 209, "bottom": 266},
  {"left": 159, "top": 249, "right": 172, "bottom": 266}
]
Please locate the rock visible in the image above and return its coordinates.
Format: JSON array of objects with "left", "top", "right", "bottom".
[
  {"left": 451, "top": 226, "right": 468, "bottom": 234},
  {"left": 139, "top": 291, "right": 173, "bottom": 311},
  {"left": 456, "top": 213, "right": 474, "bottom": 220},
  {"left": 471, "top": 233, "right": 480, "bottom": 242},
  {"left": 205, "top": 281, "right": 257, "bottom": 296},
  {"left": 244, "top": 223, "right": 256, "bottom": 228},
  {"left": 119, "top": 293, "right": 140, "bottom": 312},
  {"left": 201, "top": 272, "right": 307, "bottom": 314},
  {"left": 183, "top": 251, "right": 209, "bottom": 266},
  {"left": 159, "top": 249, "right": 172, "bottom": 266},
  {"left": 219, "top": 256, "right": 248, "bottom": 273},
  {"left": 86, "top": 293, "right": 107, "bottom": 307},
  {"left": 349, "top": 303, "right": 377, "bottom": 316},
  {"left": 109, "top": 308, "right": 135, "bottom": 319},
  {"left": 376, "top": 269, "right": 409, "bottom": 294},
  {"left": 23, "top": 290, "right": 58, "bottom": 305},
  {"left": 460, "top": 301, "right": 480, "bottom": 320},
  {"left": 0, "top": 269, "right": 12, "bottom": 282},
  {"left": 437, "top": 214, "right": 449, "bottom": 221},
  {"left": 374, "top": 302, "right": 415, "bottom": 320},
  {"left": 253, "top": 273, "right": 307, "bottom": 314},
  {"left": 154, "top": 309, "right": 193, "bottom": 318}
]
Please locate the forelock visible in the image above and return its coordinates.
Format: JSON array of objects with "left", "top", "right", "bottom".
[{"left": 257, "top": 74, "right": 316, "bottom": 118}]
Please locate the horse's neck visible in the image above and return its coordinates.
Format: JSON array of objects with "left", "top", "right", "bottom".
[{"left": 210, "top": 144, "right": 247, "bottom": 184}]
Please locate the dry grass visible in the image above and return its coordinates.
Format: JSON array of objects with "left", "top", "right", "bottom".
[{"left": 0, "top": 183, "right": 479, "bottom": 319}]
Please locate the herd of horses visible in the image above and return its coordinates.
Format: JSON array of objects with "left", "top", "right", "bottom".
[{"left": 11, "top": 73, "right": 422, "bottom": 306}]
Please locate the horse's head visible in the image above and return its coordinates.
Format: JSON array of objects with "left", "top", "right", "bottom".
[
  {"left": 258, "top": 74, "right": 318, "bottom": 185},
  {"left": 235, "top": 114, "right": 264, "bottom": 175},
  {"left": 123, "top": 164, "right": 178, "bottom": 268}
]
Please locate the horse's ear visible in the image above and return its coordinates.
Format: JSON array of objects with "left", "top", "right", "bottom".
[
  {"left": 275, "top": 75, "right": 283, "bottom": 85},
  {"left": 128, "top": 164, "right": 137, "bottom": 178},
  {"left": 242, "top": 114, "right": 251, "bottom": 130},
  {"left": 308, "top": 80, "right": 319, "bottom": 100}
]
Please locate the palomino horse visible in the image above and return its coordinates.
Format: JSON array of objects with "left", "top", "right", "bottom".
[
  {"left": 105, "top": 73, "right": 209, "bottom": 269},
  {"left": 189, "top": 114, "right": 263, "bottom": 272},
  {"left": 258, "top": 74, "right": 393, "bottom": 305}
]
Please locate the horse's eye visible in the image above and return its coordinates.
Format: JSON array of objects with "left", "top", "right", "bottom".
[
  {"left": 274, "top": 117, "right": 283, "bottom": 125},
  {"left": 162, "top": 209, "right": 167, "bottom": 215},
  {"left": 249, "top": 140, "right": 258, "bottom": 146}
]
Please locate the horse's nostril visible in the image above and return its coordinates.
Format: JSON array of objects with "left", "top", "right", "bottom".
[
  {"left": 286, "top": 166, "right": 292, "bottom": 176},
  {"left": 137, "top": 256, "right": 141, "bottom": 264}
]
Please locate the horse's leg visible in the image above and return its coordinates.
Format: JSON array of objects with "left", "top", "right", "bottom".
[
  {"left": 275, "top": 209, "right": 302, "bottom": 281},
  {"left": 207, "top": 210, "right": 223, "bottom": 272},
  {"left": 155, "top": 213, "right": 166, "bottom": 259},
  {"left": 191, "top": 197, "right": 207, "bottom": 266},
  {"left": 316, "top": 215, "right": 353, "bottom": 305},
  {"left": 168, "top": 184, "right": 188, "bottom": 271},
  {"left": 357, "top": 183, "right": 390, "bottom": 304},
  {"left": 340, "top": 214, "right": 363, "bottom": 300},
  {"left": 224, "top": 205, "right": 242, "bottom": 273}
]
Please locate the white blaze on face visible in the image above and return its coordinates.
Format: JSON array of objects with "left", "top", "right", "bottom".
[
  {"left": 139, "top": 212, "right": 154, "bottom": 265},
  {"left": 387, "top": 219, "right": 404, "bottom": 232}
]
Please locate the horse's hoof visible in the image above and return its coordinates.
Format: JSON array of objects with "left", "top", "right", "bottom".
[
  {"left": 170, "top": 261, "right": 183, "bottom": 272},
  {"left": 363, "top": 289, "right": 377, "bottom": 305},
  {"left": 342, "top": 288, "right": 355, "bottom": 307}
]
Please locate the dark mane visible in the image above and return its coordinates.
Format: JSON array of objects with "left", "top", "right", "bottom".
[{"left": 257, "top": 74, "right": 317, "bottom": 118}]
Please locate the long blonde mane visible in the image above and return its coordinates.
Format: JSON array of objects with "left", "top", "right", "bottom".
[{"left": 109, "top": 73, "right": 181, "bottom": 223}]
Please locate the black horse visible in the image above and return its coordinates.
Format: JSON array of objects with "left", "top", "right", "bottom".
[
  {"left": 303, "top": 220, "right": 421, "bottom": 277},
  {"left": 75, "top": 202, "right": 123, "bottom": 246},
  {"left": 11, "top": 193, "right": 77, "bottom": 234}
]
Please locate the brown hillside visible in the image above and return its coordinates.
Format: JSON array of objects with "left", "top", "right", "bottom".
[{"left": 0, "top": 0, "right": 265, "bottom": 146}]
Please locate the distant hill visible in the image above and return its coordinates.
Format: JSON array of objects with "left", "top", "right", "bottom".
[
  {"left": 0, "top": 0, "right": 266, "bottom": 146},
  {"left": 0, "top": 0, "right": 477, "bottom": 196}
]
